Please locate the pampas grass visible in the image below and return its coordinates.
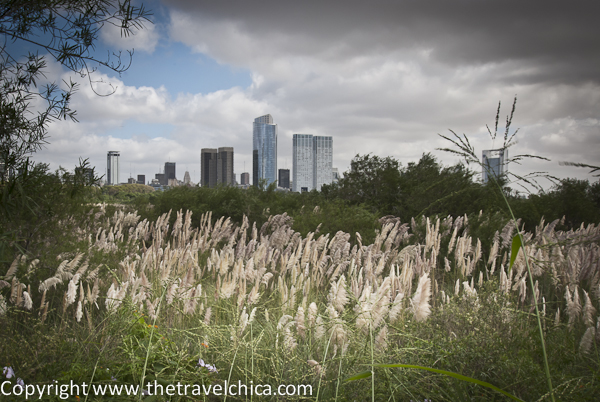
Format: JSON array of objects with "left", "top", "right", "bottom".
[
  {"left": 579, "top": 326, "right": 596, "bottom": 354},
  {"left": 583, "top": 290, "right": 597, "bottom": 327},
  {"left": 412, "top": 273, "right": 431, "bottom": 322},
  {"left": 4, "top": 204, "right": 600, "bottom": 401},
  {"left": 4, "top": 256, "right": 19, "bottom": 280},
  {"left": 22, "top": 291, "right": 33, "bottom": 310}
]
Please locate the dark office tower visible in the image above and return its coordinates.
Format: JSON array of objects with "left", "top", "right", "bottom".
[
  {"left": 253, "top": 114, "right": 277, "bottom": 187},
  {"left": 165, "top": 162, "right": 176, "bottom": 182},
  {"left": 278, "top": 169, "right": 290, "bottom": 189},
  {"left": 155, "top": 173, "right": 166, "bottom": 185},
  {"left": 137, "top": 175, "right": 145, "bottom": 185},
  {"left": 241, "top": 172, "right": 250, "bottom": 185},
  {"left": 252, "top": 150, "right": 259, "bottom": 186},
  {"left": 217, "top": 147, "right": 234, "bottom": 186},
  {"left": 201, "top": 148, "right": 218, "bottom": 188}
]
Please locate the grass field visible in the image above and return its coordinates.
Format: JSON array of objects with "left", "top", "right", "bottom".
[{"left": 1, "top": 206, "right": 598, "bottom": 401}]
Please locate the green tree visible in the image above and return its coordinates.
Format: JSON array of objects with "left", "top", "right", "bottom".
[
  {"left": 0, "top": 0, "right": 151, "bottom": 175},
  {"left": 0, "top": 0, "right": 151, "bottom": 258},
  {"left": 396, "top": 153, "right": 481, "bottom": 219},
  {"left": 522, "top": 178, "right": 600, "bottom": 228},
  {"left": 323, "top": 154, "right": 402, "bottom": 215}
]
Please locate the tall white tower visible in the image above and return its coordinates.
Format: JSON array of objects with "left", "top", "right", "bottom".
[
  {"left": 293, "top": 134, "right": 314, "bottom": 192},
  {"left": 292, "top": 135, "right": 333, "bottom": 192},
  {"left": 313, "top": 136, "right": 333, "bottom": 191},
  {"left": 107, "top": 151, "right": 120, "bottom": 185}
]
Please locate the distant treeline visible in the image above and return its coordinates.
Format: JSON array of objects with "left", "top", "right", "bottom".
[{"left": 126, "top": 153, "right": 599, "bottom": 243}]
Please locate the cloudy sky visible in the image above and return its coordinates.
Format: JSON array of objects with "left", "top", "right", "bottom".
[{"left": 26, "top": 0, "right": 600, "bottom": 189}]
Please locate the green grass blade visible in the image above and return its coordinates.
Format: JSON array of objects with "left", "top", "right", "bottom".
[
  {"left": 510, "top": 234, "right": 522, "bottom": 270},
  {"left": 345, "top": 364, "right": 525, "bottom": 402},
  {"left": 345, "top": 370, "right": 373, "bottom": 382}
]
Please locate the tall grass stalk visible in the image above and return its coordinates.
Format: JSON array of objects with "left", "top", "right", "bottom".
[
  {"left": 500, "top": 187, "right": 554, "bottom": 401},
  {"left": 250, "top": 322, "right": 254, "bottom": 402},
  {"left": 334, "top": 347, "right": 344, "bottom": 401},
  {"left": 316, "top": 326, "right": 335, "bottom": 402},
  {"left": 370, "top": 323, "right": 375, "bottom": 402},
  {"left": 138, "top": 283, "right": 168, "bottom": 402},
  {"left": 438, "top": 97, "right": 555, "bottom": 401},
  {"left": 224, "top": 337, "right": 242, "bottom": 402}
]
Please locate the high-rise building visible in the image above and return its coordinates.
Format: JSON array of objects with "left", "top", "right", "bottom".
[
  {"left": 278, "top": 169, "right": 290, "bottom": 189},
  {"left": 313, "top": 136, "right": 333, "bottom": 191},
  {"left": 332, "top": 168, "right": 340, "bottom": 184},
  {"left": 292, "top": 135, "right": 333, "bottom": 192},
  {"left": 293, "top": 134, "right": 314, "bottom": 192},
  {"left": 240, "top": 172, "right": 250, "bottom": 186},
  {"left": 155, "top": 173, "right": 166, "bottom": 185},
  {"left": 217, "top": 147, "right": 234, "bottom": 186},
  {"left": 201, "top": 148, "right": 218, "bottom": 188},
  {"left": 183, "top": 171, "right": 191, "bottom": 185},
  {"left": 202, "top": 147, "right": 234, "bottom": 188},
  {"left": 482, "top": 149, "right": 507, "bottom": 184},
  {"left": 137, "top": 174, "right": 145, "bottom": 185},
  {"left": 107, "top": 151, "right": 120, "bottom": 185},
  {"left": 253, "top": 114, "right": 277, "bottom": 187},
  {"left": 165, "top": 162, "right": 176, "bottom": 183}
]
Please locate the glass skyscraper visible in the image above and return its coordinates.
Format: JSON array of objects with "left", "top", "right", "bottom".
[
  {"left": 253, "top": 114, "right": 277, "bottom": 187},
  {"left": 482, "top": 149, "right": 507, "bottom": 184},
  {"left": 292, "top": 134, "right": 333, "bottom": 192}
]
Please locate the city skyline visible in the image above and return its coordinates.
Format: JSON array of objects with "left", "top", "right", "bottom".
[{"left": 26, "top": 1, "right": 599, "bottom": 189}]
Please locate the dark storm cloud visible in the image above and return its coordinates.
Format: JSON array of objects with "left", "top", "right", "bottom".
[
  {"left": 37, "top": 0, "right": 597, "bottom": 185},
  {"left": 164, "top": 0, "right": 600, "bottom": 86}
]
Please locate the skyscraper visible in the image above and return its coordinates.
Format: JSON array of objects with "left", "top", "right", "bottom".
[
  {"left": 217, "top": 147, "right": 234, "bottom": 186},
  {"left": 482, "top": 149, "right": 507, "bottom": 184},
  {"left": 332, "top": 168, "right": 340, "bottom": 184},
  {"left": 293, "top": 134, "right": 314, "bottom": 192},
  {"left": 313, "top": 136, "right": 333, "bottom": 191},
  {"left": 201, "top": 148, "right": 218, "bottom": 188},
  {"left": 278, "top": 169, "right": 290, "bottom": 189},
  {"left": 253, "top": 114, "right": 277, "bottom": 187},
  {"left": 292, "top": 135, "right": 333, "bottom": 192},
  {"left": 165, "top": 162, "right": 176, "bottom": 183},
  {"left": 202, "top": 147, "right": 235, "bottom": 188},
  {"left": 240, "top": 172, "right": 250, "bottom": 185},
  {"left": 107, "top": 151, "right": 120, "bottom": 185}
]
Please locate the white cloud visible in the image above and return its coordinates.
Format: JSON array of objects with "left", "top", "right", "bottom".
[
  {"left": 28, "top": 2, "right": 600, "bottom": 189},
  {"left": 100, "top": 16, "right": 160, "bottom": 54}
]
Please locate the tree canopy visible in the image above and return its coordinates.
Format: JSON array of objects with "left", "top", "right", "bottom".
[
  {"left": 0, "top": 0, "right": 151, "bottom": 176},
  {"left": 0, "top": 0, "right": 150, "bottom": 259}
]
